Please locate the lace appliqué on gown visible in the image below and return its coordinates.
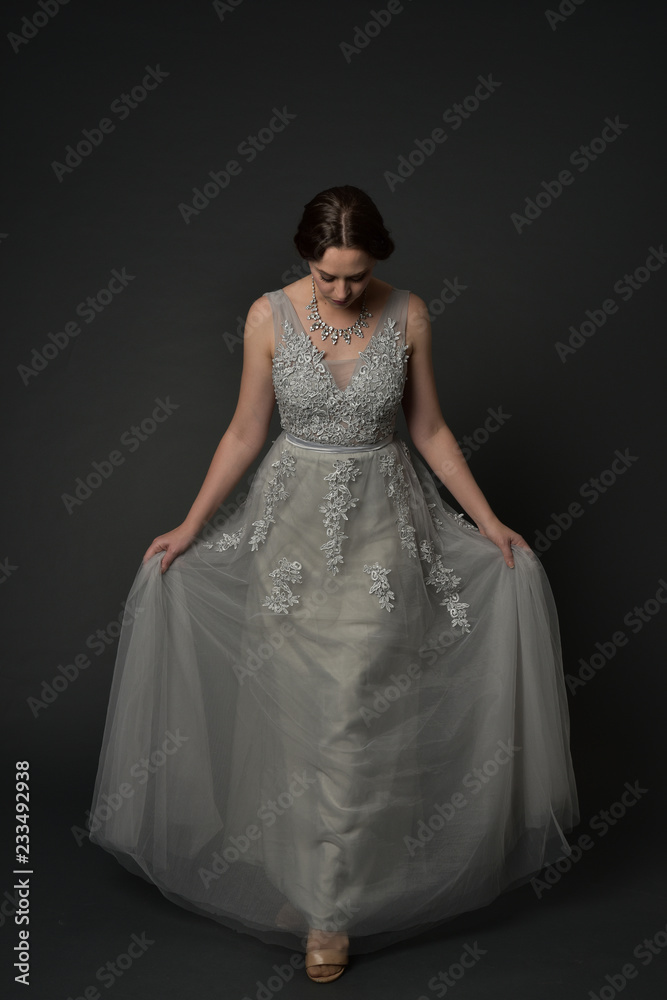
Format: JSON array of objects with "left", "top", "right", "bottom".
[
  {"left": 319, "top": 459, "right": 362, "bottom": 574},
  {"left": 202, "top": 527, "right": 245, "bottom": 552},
  {"left": 423, "top": 552, "right": 471, "bottom": 633},
  {"left": 262, "top": 558, "right": 302, "bottom": 614},
  {"left": 378, "top": 453, "right": 418, "bottom": 557},
  {"left": 427, "top": 503, "right": 444, "bottom": 528},
  {"left": 249, "top": 453, "right": 296, "bottom": 550},
  {"left": 420, "top": 539, "right": 436, "bottom": 563},
  {"left": 444, "top": 509, "right": 479, "bottom": 531},
  {"left": 363, "top": 562, "right": 395, "bottom": 612}
]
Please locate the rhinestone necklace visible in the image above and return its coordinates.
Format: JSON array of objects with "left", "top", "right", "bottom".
[{"left": 306, "top": 276, "right": 372, "bottom": 345}]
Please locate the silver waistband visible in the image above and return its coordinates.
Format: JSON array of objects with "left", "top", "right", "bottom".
[{"left": 284, "top": 432, "right": 395, "bottom": 453}]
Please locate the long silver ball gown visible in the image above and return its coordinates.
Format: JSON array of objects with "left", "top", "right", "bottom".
[{"left": 89, "top": 287, "right": 578, "bottom": 954}]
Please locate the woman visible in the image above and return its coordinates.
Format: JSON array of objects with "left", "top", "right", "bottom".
[{"left": 89, "top": 185, "right": 578, "bottom": 983}]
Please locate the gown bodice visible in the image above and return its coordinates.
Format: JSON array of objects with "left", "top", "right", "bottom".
[{"left": 264, "top": 288, "right": 411, "bottom": 448}]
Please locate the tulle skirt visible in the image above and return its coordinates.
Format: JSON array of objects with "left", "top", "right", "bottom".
[{"left": 89, "top": 430, "right": 578, "bottom": 954}]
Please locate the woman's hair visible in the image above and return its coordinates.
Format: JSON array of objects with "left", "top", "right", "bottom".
[{"left": 293, "top": 185, "right": 395, "bottom": 262}]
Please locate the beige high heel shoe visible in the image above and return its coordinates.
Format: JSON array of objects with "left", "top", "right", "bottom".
[{"left": 305, "top": 930, "right": 349, "bottom": 983}]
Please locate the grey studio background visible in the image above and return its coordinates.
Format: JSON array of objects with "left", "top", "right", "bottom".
[{"left": 2, "top": 1, "right": 666, "bottom": 998}]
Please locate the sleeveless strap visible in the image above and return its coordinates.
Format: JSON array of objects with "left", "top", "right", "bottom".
[
  {"left": 306, "top": 948, "right": 349, "bottom": 968},
  {"left": 392, "top": 288, "right": 410, "bottom": 350},
  {"left": 261, "top": 290, "right": 288, "bottom": 353}
]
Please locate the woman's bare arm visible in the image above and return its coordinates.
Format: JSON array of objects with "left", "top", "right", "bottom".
[
  {"left": 143, "top": 295, "right": 276, "bottom": 571},
  {"left": 402, "top": 293, "right": 530, "bottom": 567}
]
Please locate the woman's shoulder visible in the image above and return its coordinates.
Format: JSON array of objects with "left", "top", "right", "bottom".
[
  {"left": 374, "top": 281, "right": 422, "bottom": 312},
  {"left": 406, "top": 290, "right": 429, "bottom": 320},
  {"left": 404, "top": 292, "right": 430, "bottom": 347},
  {"left": 244, "top": 294, "right": 276, "bottom": 339}
]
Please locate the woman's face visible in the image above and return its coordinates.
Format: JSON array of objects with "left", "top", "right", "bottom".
[{"left": 309, "top": 247, "right": 376, "bottom": 310}]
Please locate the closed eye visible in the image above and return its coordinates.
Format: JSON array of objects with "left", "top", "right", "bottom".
[{"left": 318, "top": 272, "right": 367, "bottom": 282}]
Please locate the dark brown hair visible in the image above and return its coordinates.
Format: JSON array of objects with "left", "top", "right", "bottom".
[{"left": 293, "top": 185, "right": 395, "bottom": 262}]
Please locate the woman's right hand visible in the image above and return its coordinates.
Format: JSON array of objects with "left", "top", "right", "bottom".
[{"left": 142, "top": 524, "right": 198, "bottom": 573}]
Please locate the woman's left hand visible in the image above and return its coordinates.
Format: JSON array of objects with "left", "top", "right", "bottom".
[{"left": 477, "top": 518, "right": 532, "bottom": 568}]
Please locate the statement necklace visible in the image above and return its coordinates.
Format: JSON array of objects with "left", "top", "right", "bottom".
[{"left": 307, "top": 276, "right": 372, "bottom": 345}]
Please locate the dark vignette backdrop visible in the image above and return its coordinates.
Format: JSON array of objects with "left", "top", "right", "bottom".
[{"left": 2, "top": 1, "right": 666, "bottom": 998}]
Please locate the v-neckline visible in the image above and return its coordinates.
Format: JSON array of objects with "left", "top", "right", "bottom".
[{"left": 279, "top": 287, "right": 396, "bottom": 374}]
